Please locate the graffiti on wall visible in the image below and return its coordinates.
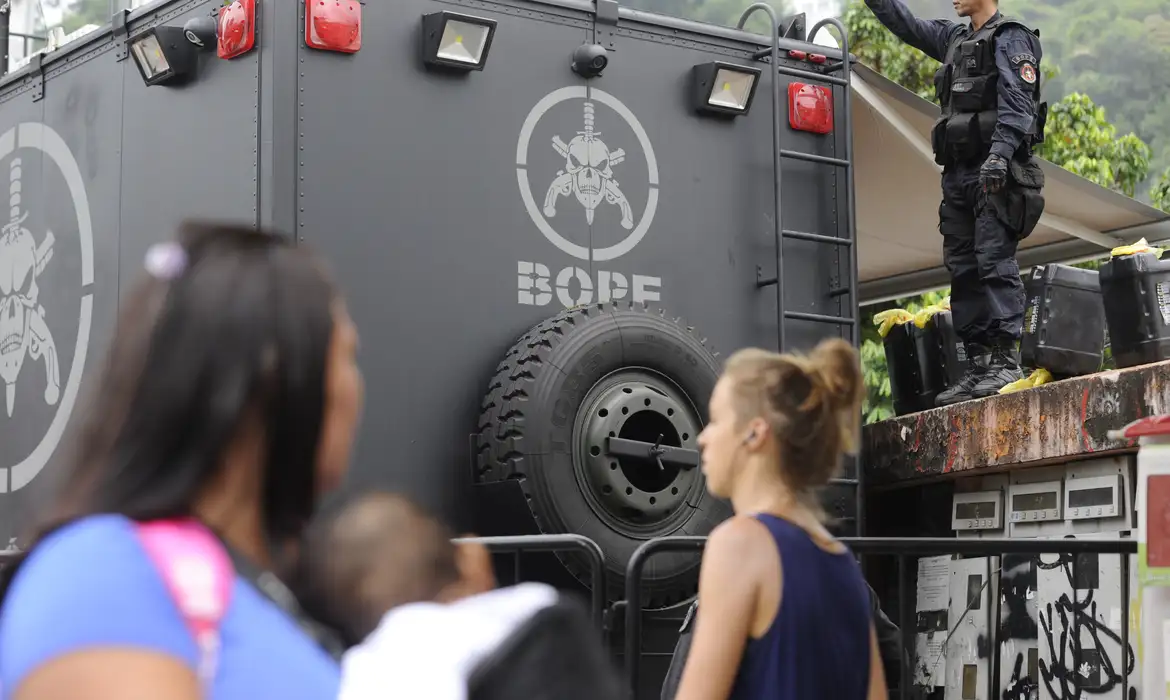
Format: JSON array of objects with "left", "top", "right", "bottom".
[
  {"left": 999, "top": 553, "right": 1039, "bottom": 699},
  {"left": 1036, "top": 553, "right": 1136, "bottom": 700}
]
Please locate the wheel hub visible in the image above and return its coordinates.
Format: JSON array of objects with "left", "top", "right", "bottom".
[{"left": 574, "top": 370, "right": 703, "bottom": 536}]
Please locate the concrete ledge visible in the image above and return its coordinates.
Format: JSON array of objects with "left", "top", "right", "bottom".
[{"left": 862, "top": 360, "right": 1170, "bottom": 486}]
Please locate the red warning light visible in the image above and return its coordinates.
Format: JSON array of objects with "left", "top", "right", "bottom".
[
  {"left": 306, "top": 0, "right": 362, "bottom": 53},
  {"left": 788, "top": 82, "right": 833, "bottom": 135},
  {"left": 217, "top": 0, "right": 256, "bottom": 60}
]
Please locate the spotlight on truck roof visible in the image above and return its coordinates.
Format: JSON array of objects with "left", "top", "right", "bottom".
[
  {"left": 421, "top": 11, "right": 497, "bottom": 71},
  {"left": 129, "top": 26, "right": 199, "bottom": 87},
  {"left": 691, "top": 61, "right": 762, "bottom": 116}
]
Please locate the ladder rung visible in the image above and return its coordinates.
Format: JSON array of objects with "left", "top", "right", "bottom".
[
  {"left": 782, "top": 228, "right": 851, "bottom": 246},
  {"left": 781, "top": 150, "right": 849, "bottom": 168},
  {"left": 830, "top": 478, "right": 859, "bottom": 485},
  {"left": 775, "top": 64, "right": 848, "bottom": 87},
  {"left": 784, "top": 311, "right": 855, "bottom": 326}
]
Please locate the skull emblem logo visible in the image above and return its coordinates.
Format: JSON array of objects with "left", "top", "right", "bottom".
[
  {"left": 543, "top": 101, "right": 634, "bottom": 230},
  {"left": 0, "top": 155, "right": 60, "bottom": 418}
]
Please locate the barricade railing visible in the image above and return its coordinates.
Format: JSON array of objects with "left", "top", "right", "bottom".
[
  {"left": 623, "top": 536, "right": 1139, "bottom": 698},
  {"left": 454, "top": 534, "right": 606, "bottom": 632}
]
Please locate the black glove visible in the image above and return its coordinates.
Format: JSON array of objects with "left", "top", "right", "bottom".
[{"left": 980, "top": 154, "right": 1008, "bottom": 193}]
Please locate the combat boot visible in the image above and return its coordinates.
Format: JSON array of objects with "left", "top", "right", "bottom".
[
  {"left": 971, "top": 341, "right": 1025, "bottom": 398},
  {"left": 935, "top": 344, "right": 992, "bottom": 407}
]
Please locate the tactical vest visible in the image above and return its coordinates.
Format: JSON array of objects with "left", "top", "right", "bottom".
[{"left": 930, "top": 14, "right": 1046, "bottom": 166}]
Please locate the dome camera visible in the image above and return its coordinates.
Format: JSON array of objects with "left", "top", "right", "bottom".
[
  {"left": 182, "top": 15, "right": 217, "bottom": 49},
  {"left": 571, "top": 43, "right": 609, "bottom": 79}
]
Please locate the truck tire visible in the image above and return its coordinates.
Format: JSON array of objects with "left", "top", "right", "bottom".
[{"left": 475, "top": 301, "right": 731, "bottom": 607}]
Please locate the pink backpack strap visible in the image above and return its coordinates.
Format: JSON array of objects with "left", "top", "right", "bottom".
[{"left": 135, "top": 518, "right": 235, "bottom": 687}]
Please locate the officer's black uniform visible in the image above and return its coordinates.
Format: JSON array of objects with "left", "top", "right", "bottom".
[{"left": 863, "top": 0, "right": 1047, "bottom": 405}]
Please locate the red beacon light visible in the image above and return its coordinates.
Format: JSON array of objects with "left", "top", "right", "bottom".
[
  {"left": 788, "top": 82, "right": 833, "bottom": 135},
  {"left": 217, "top": 0, "right": 256, "bottom": 60},
  {"left": 306, "top": 0, "right": 362, "bottom": 54}
]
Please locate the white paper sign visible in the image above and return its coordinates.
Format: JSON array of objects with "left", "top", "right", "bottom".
[{"left": 917, "top": 555, "right": 951, "bottom": 612}]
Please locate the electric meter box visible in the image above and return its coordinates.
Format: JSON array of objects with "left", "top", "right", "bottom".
[
  {"left": 1008, "top": 479, "right": 1062, "bottom": 522},
  {"left": 952, "top": 490, "right": 1003, "bottom": 532},
  {"left": 1066, "top": 474, "right": 1122, "bottom": 520},
  {"left": 1064, "top": 457, "right": 1134, "bottom": 536}
]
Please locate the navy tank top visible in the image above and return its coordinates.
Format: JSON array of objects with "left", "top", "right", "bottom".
[{"left": 728, "top": 514, "right": 873, "bottom": 700}]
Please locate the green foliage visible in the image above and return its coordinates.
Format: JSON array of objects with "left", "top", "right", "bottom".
[
  {"left": 1015, "top": 0, "right": 1170, "bottom": 198},
  {"left": 1035, "top": 94, "right": 1151, "bottom": 197},
  {"left": 1152, "top": 169, "right": 1170, "bottom": 212},
  {"left": 842, "top": 0, "right": 937, "bottom": 101}
]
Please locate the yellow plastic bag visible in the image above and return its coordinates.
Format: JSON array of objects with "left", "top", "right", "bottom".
[
  {"left": 873, "top": 309, "right": 915, "bottom": 338},
  {"left": 998, "top": 368, "right": 1053, "bottom": 394},
  {"left": 913, "top": 301, "right": 950, "bottom": 329},
  {"left": 1110, "top": 238, "right": 1165, "bottom": 259}
]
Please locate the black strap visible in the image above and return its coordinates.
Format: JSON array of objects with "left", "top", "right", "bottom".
[{"left": 218, "top": 539, "right": 348, "bottom": 661}]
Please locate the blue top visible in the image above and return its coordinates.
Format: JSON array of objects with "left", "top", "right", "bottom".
[
  {"left": 729, "top": 514, "right": 872, "bottom": 700},
  {"left": 0, "top": 514, "right": 340, "bottom": 699}
]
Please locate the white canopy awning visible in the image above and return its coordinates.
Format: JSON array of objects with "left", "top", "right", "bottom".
[{"left": 852, "top": 63, "right": 1170, "bottom": 302}]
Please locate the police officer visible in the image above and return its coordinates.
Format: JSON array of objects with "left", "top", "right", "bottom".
[{"left": 863, "top": 0, "right": 1047, "bottom": 405}]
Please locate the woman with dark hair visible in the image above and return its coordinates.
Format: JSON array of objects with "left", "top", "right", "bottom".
[{"left": 0, "top": 221, "right": 363, "bottom": 699}]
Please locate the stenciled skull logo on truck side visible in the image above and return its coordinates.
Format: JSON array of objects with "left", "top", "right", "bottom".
[
  {"left": 543, "top": 101, "right": 634, "bottom": 230},
  {"left": 0, "top": 156, "right": 60, "bottom": 418}
]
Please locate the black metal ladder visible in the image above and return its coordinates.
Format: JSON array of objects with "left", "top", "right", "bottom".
[{"left": 735, "top": 7, "right": 862, "bottom": 532}]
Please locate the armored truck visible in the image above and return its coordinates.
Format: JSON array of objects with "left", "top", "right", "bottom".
[{"left": 0, "top": 0, "right": 862, "bottom": 611}]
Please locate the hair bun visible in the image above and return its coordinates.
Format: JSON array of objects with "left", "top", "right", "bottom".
[{"left": 808, "top": 337, "right": 863, "bottom": 414}]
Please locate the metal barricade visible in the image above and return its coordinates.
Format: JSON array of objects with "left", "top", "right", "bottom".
[
  {"left": 455, "top": 534, "right": 606, "bottom": 632},
  {"left": 623, "top": 535, "right": 1138, "bottom": 697}
]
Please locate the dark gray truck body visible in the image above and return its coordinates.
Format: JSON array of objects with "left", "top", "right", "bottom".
[{"left": 0, "top": 0, "right": 857, "bottom": 634}]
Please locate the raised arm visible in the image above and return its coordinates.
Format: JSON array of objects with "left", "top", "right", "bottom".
[
  {"left": 989, "top": 27, "right": 1043, "bottom": 161},
  {"left": 862, "top": 0, "right": 958, "bottom": 63}
]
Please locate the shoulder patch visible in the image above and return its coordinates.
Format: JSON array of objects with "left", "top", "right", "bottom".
[
  {"left": 1010, "top": 52, "right": 1037, "bottom": 65},
  {"left": 1018, "top": 62, "right": 1037, "bottom": 84}
]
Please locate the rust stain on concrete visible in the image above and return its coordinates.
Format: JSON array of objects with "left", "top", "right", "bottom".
[{"left": 864, "top": 361, "right": 1170, "bottom": 485}]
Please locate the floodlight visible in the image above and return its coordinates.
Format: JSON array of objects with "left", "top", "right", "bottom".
[
  {"left": 421, "top": 11, "right": 497, "bottom": 71},
  {"left": 691, "top": 61, "right": 762, "bottom": 116},
  {"left": 129, "top": 26, "right": 197, "bottom": 87}
]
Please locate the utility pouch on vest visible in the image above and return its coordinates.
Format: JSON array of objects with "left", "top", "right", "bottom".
[
  {"left": 943, "top": 113, "right": 980, "bottom": 161},
  {"left": 931, "top": 118, "right": 948, "bottom": 166},
  {"left": 977, "top": 110, "right": 999, "bottom": 148},
  {"left": 950, "top": 76, "right": 992, "bottom": 113},
  {"left": 992, "top": 159, "right": 1045, "bottom": 240}
]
